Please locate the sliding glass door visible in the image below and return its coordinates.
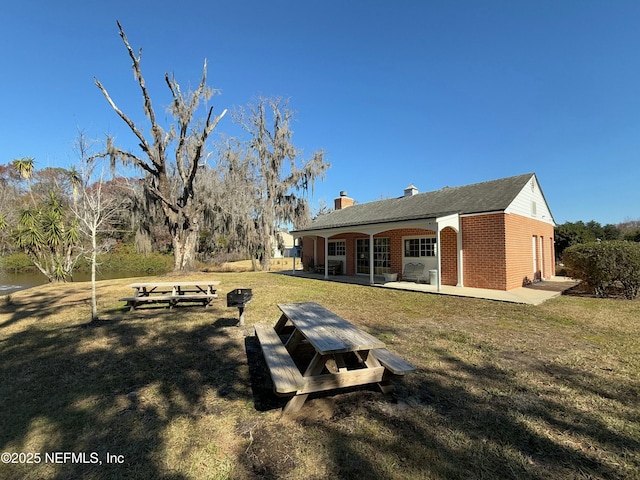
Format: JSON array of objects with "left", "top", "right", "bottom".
[{"left": 356, "top": 238, "right": 390, "bottom": 275}]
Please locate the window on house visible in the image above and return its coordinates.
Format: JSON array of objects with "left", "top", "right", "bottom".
[
  {"left": 404, "top": 237, "right": 436, "bottom": 257},
  {"left": 328, "top": 240, "right": 346, "bottom": 256}
]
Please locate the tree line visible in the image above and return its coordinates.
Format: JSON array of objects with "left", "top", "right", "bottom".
[
  {"left": 554, "top": 219, "right": 640, "bottom": 259},
  {"left": 0, "top": 22, "right": 328, "bottom": 283}
]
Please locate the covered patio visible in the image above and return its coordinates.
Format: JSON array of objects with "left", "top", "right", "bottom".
[
  {"left": 296, "top": 213, "right": 463, "bottom": 291},
  {"left": 281, "top": 269, "right": 575, "bottom": 306}
]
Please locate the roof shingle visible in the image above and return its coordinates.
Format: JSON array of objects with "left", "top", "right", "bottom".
[{"left": 296, "top": 173, "right": 535, "bottom": 232}]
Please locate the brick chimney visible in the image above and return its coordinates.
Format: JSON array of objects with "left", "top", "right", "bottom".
[{"left": 334, "top": 191, "right": 354, "bottom": 210}]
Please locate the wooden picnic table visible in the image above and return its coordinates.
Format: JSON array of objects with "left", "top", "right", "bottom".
[
  {"left": 254, "top": 302, "right": 415, "bottom": 414},
  {"left": 120, "top": 280, "right": 220, "bottom": 310}
]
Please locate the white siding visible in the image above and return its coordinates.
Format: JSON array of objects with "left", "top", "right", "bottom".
[
  {"left": 505, "top": 175, "right": 555, "bottom": 225},
  {"left": 272, "top": 231, "right": 295, "bottom": 258}
]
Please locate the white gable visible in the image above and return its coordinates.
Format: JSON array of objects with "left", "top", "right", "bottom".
[{"left": 505, "top": 175, "right": 555, "bottom": 225}]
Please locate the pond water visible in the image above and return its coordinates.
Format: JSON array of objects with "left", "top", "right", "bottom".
[{"left": 0, "top": 270, "right": 156, "bottom": 296}]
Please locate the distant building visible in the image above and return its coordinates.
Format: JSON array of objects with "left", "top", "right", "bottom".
[{"left": 272, "top": 231, "right": 296, "bottom": 258}]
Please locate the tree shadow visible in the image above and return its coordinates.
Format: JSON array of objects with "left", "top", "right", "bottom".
[
  {"left": 0, "top": 309, "right": 253, "bottom": 479},
  {"left": 310, "top": 346, "right": 638, "bottom": 479},
  {"left": 0, "top": 293, "right": 82, "bottom": 329},
  {"left": 244, "top": 335, "right": 289, "bottom": 412},
  {"left": 238, "top": 338, "right": 638, "bottom": 478}
]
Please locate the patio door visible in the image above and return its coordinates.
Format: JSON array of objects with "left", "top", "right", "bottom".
[
  {"left": 356, "top": 239, "right": 370, "bottom": 274},
  {"left": 356, "top": 238, "right": 390, "bottom": 275}
]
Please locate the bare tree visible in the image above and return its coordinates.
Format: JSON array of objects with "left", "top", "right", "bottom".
[
  {"left": 69, "top": 132, "right": 129, "bottom": 322},
  {"left": 94, "top": 21, "right": 226, "bottom": 272},
  {"left": 229, "top": 97, "right": 329, "bottom": 271}
]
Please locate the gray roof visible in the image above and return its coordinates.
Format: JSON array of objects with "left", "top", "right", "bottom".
[{"left": 296, "top": 173, "right": 536, "bottom": 233}]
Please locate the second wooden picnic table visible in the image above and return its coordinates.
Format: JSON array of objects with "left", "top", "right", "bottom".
[{"left": 121, "top": 280, "right": 220, "bottom": 310}]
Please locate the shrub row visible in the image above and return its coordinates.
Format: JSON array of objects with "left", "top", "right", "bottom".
[
  {"left": 563, "top": 241, "right": 640, "bottom": 299},
  {"left": 1, "top": 249, "right": 173, "bottom": 275}
]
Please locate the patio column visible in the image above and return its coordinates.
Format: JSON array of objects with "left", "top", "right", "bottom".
[
  {"left": 369, "top": 233, "right": 375, "bottom": 285},
  {"left": 457, "top": 228, "right": 464, "bottom": 287},
  {"left": 324, "top": 236, "right": 329, "bottom": 279},
  {"left": 292, "top": 236, "right": 298, "bottom": 274},
  {"left": 436, "top": 225, "right": 442, "bottom": 292}
]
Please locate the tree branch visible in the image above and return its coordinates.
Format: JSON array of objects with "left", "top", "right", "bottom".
[
  {"left": 93, "top": 77, "right": 154, "bottom": 159},
  {"left": 115, "top": 21, "right": 165, "bottom": 168},
  {"left": 186, "top": 106, "right": 227, "bottom": 198}
]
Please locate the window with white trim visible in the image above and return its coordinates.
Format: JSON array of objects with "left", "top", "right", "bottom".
[
  {"left": 404, "top": 237, "right": 436, "bottom": 257},
  {"left": 328, "top": 240, "right": 346, "bottom": 256}
]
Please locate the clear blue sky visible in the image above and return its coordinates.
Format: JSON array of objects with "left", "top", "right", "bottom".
[{"left": 2, "top": 0, "right": 639, "bottom": 225}]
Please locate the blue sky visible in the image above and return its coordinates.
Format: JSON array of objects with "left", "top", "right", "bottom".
[{"left": 1, "top": 0, "right": 639, "bottom": 225}]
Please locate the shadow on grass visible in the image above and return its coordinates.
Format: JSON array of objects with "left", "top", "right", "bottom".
[
  {"left": 0, "top": 308, "right": 251, "bottom": 479},
  {"left": 0, "top": 289, "right": 84, "bottom": 330},
  {"left": 238, "top": 335, "right": 638, "bottom": 478},
  {"left": 304, "top": 347, "right": 639, "bottom": 479},
  {"left": 244, "top": 336, "right": 288, "bottom": 413},
  {"left": 2, "top": 281, "right": 638, "bottom": 479}
]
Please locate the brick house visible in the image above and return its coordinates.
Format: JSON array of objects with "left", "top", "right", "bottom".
[{"left": 293, "top": 173, "right": 556, "bottom": 291}]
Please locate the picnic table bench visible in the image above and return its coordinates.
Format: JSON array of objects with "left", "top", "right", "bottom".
[
  {"left": 254, "top": 302, "right": 415, "bottom": 414},
  {"left": 120, "top": 281, "right": 220, "bottom": 311}
]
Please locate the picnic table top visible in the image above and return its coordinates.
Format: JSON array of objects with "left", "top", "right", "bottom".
[
  {"left": 277, "top": 302, "right": 385, "bottom": 355},
  {"left": 129, "top": 280, "right": 220, "bottom": 288}
]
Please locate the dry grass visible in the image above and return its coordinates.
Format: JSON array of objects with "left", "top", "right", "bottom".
[
  {"left": 0, "top": 271, "right": 638, "bottom": 479},
  {"left": 202, "top": 258, "right": 300, "bottom": 273}
]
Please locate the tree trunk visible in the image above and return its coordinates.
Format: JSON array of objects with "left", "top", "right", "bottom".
[
  {"left": 251, "top": 257, "right": 260, "bottom": 272},
  {"left": 172, "top": 224, "right": 200, "bottom": 272},
  {"left": 90, "top": 234, "right": 99, "bottom": 322},
  {"left": 260, "top": 216, "right": 273, "bottom": 271},
  {"left": 261, "top": 247, "right": 272, "bottom": 272}
]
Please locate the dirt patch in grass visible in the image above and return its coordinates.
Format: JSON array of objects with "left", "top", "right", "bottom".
[
  {"left": 1, "top": 272, "right": 638, "bottom": 479},
  {"left": 524, "top": 278, "right": 580, "bottom": 292}
]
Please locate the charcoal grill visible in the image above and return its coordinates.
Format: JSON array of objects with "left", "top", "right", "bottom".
[{"left": 226, "top": 288, "right": 253, "bottom": 325}]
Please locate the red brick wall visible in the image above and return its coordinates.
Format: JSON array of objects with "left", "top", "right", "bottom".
[
  {"left": 301, "top": 236, "right": 315, "bottom": 269},
  {"left": 440, "top": 227, "right": 458, "bottom": 286},
  {"left": 504, "top": 214, "right": 555, "bottom": 289},
  {"left": 460, "top": 213, "right": 555, "bottom": 290},
  {"left": 303, "top": 218, "right": 554, "bottom": 291},
  {"left": 461, "top": 214, "right": 508, "bottom": 290}
]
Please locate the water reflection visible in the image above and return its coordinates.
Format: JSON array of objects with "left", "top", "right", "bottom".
[{"left": 0, "top": 270, "right": 156, "bottom": 295}]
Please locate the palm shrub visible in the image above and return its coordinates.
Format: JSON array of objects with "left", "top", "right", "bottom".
[
  {"left": 563, "top": 241, "right": 640, "bottom": 299},
  {"left": 10, "top": 191, "right": 81, "bottom": 282}
]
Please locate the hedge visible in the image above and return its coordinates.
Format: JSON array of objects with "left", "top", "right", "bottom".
[{"left": 562, "top": 241, "right": 640, "bottom": 299}]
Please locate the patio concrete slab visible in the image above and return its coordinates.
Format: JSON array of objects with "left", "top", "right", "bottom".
[{"left": 282, "top": 271, "right": 577, "bottom": 306}]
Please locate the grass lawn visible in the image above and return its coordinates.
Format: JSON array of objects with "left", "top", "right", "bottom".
[{"left": 0, "top": 271, "right": 638, "bottom": 479}]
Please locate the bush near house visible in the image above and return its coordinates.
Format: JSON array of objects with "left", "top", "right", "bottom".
[{"left": 563, "top": 241, "right": 640, "bottom": 299}]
